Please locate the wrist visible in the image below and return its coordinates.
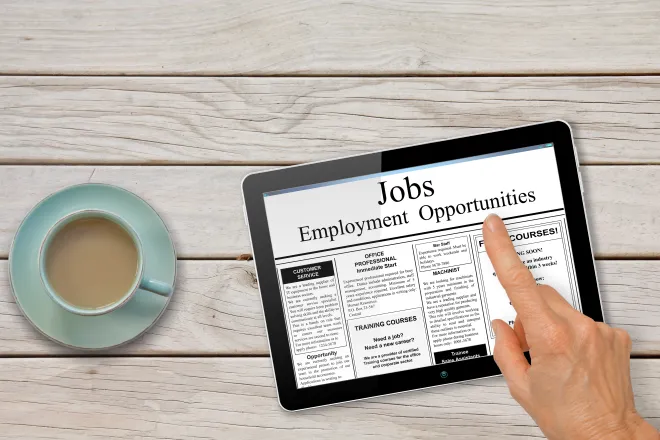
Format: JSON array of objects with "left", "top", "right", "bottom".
[
  {"left": 629, "top": 416, "right": 660, "bottom": 440},
  {"left": 609, "top": 413, "right": 658, "bottom": 440},
  {"left": 580, "top": 413, "right": 658, "bottom": 440}
]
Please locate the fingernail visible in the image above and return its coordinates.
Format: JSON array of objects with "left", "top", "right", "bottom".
[
  {"left": 485, "top": 214, "right": 500, "bottom": 232},
  {"left": 491, "top": 320, "right": 499, "bottom": 337}
]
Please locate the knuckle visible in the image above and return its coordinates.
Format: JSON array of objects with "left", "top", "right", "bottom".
[
  {"left": 615, "top": 328, "right": 633, "bottom": 351},
  {"left": 503, "top": 266, "right": 534, "bottom": 290},
  {"left": 577, "top": 319, "right": 601, "bottom": 343},
  {"left": 582, "top": 318, "right": 599, "bottom": 334}
]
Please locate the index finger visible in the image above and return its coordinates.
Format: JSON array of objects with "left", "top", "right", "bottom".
[{"left": 482, "top": 214, "right": 550, "bottom": 324}]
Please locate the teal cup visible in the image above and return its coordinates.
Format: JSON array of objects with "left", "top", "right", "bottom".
[{"left": 38, "top": 209, "right": 173, "bottom": 316}]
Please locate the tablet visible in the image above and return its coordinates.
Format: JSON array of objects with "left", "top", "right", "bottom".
[{"left": 242, "top": 120, "right": 603, "bottom": 411}]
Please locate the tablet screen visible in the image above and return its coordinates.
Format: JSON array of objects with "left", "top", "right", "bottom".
[{"left": 263, "top": 143, "right": 581, "bottom": 389}]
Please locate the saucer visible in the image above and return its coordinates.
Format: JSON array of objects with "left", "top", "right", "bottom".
[{"left": 9, "top": 184, "right": 176, "bottom": 350}]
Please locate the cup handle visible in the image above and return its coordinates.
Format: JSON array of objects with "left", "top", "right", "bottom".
[{"left": 139, "top": 278, "right": 173, "bottom": 297}]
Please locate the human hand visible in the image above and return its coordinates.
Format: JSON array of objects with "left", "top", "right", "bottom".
[{"left": 483, "top": 214, "right": 659, "bottom": 440}]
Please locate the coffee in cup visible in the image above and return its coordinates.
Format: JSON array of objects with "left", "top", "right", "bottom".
[
  {"left": 45, "top": 217, "right": 139, "bottom": 309},
  {"left": 39, "top": 210, "right": 172, "bottom": 316}
]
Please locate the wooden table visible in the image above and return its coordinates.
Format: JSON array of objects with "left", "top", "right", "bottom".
[{"left": 1, "top": 1, "right": 659, "bottom": 438}]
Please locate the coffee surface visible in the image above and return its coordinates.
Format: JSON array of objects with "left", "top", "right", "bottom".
[{"left": 45, "top": 217, "right": 138, "bottom": 309}]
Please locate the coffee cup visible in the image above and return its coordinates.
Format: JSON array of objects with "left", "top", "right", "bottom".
[{"left": 38, "top": 209, "right": 172, "bottom": 316}]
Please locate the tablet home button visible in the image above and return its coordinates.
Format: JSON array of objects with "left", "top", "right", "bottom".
[{"left": 440, "top": 371, "right": 448, "bottom": 379}]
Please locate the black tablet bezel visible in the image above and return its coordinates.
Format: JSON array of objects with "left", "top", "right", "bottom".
[{"left": 242, "top": 120, "right": 603, "bottom": 411}]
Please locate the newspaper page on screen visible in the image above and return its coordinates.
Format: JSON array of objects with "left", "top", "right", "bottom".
[{"left": 264, "top": 145, "right": 581, "bottom": 388}]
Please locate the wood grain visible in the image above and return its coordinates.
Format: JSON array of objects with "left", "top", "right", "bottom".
[
  {"left": 1, "top": 165, "right": 660, "bottom": 258},
  {"left": 1, "top": 260, "right": 659, "bottom": 355},
  {"left": 0, "top": 357, "right": 658, "bottom": 438},
  {"left": 0, "top": 261, "right": 266, "bottom": 355},
  {"left": 1, "top": 76, "right": 660, "bottom": 164},
  {"left": 1, "top": 1, "right": 660, "bottom": 75}
]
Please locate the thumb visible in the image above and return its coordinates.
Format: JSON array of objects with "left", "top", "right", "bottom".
[{"left": 492, "top": 319, "right": 530, "bottom": 403}]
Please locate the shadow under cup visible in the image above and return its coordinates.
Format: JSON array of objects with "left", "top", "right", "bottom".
[{"left": 38, "top": 210, "right": 172, "bottom": 316}]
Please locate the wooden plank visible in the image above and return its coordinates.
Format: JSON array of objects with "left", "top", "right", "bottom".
[
  {"left": 1, "top": 76, "right": 660, "bottom": 164},
  {"left": 1, "top": 260, "right": 659, "bottom": 355},
  {"left": 1, "top": 1, "right": 659, "bottom": 75},
  {"left": 0, "top": 261, "right": 267, "bottom": 355},
  {"left": 1, "top": 165, "right": 660, "bottom": 258},
  {"left": 599, "top": 261, "right": 660, "bottom": 355},
  {"left": 0, "top": 166, "right": 251, "bottom": 259},
  {"left": 0, "top": 357, "right": 658, "bottom": 438}
]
